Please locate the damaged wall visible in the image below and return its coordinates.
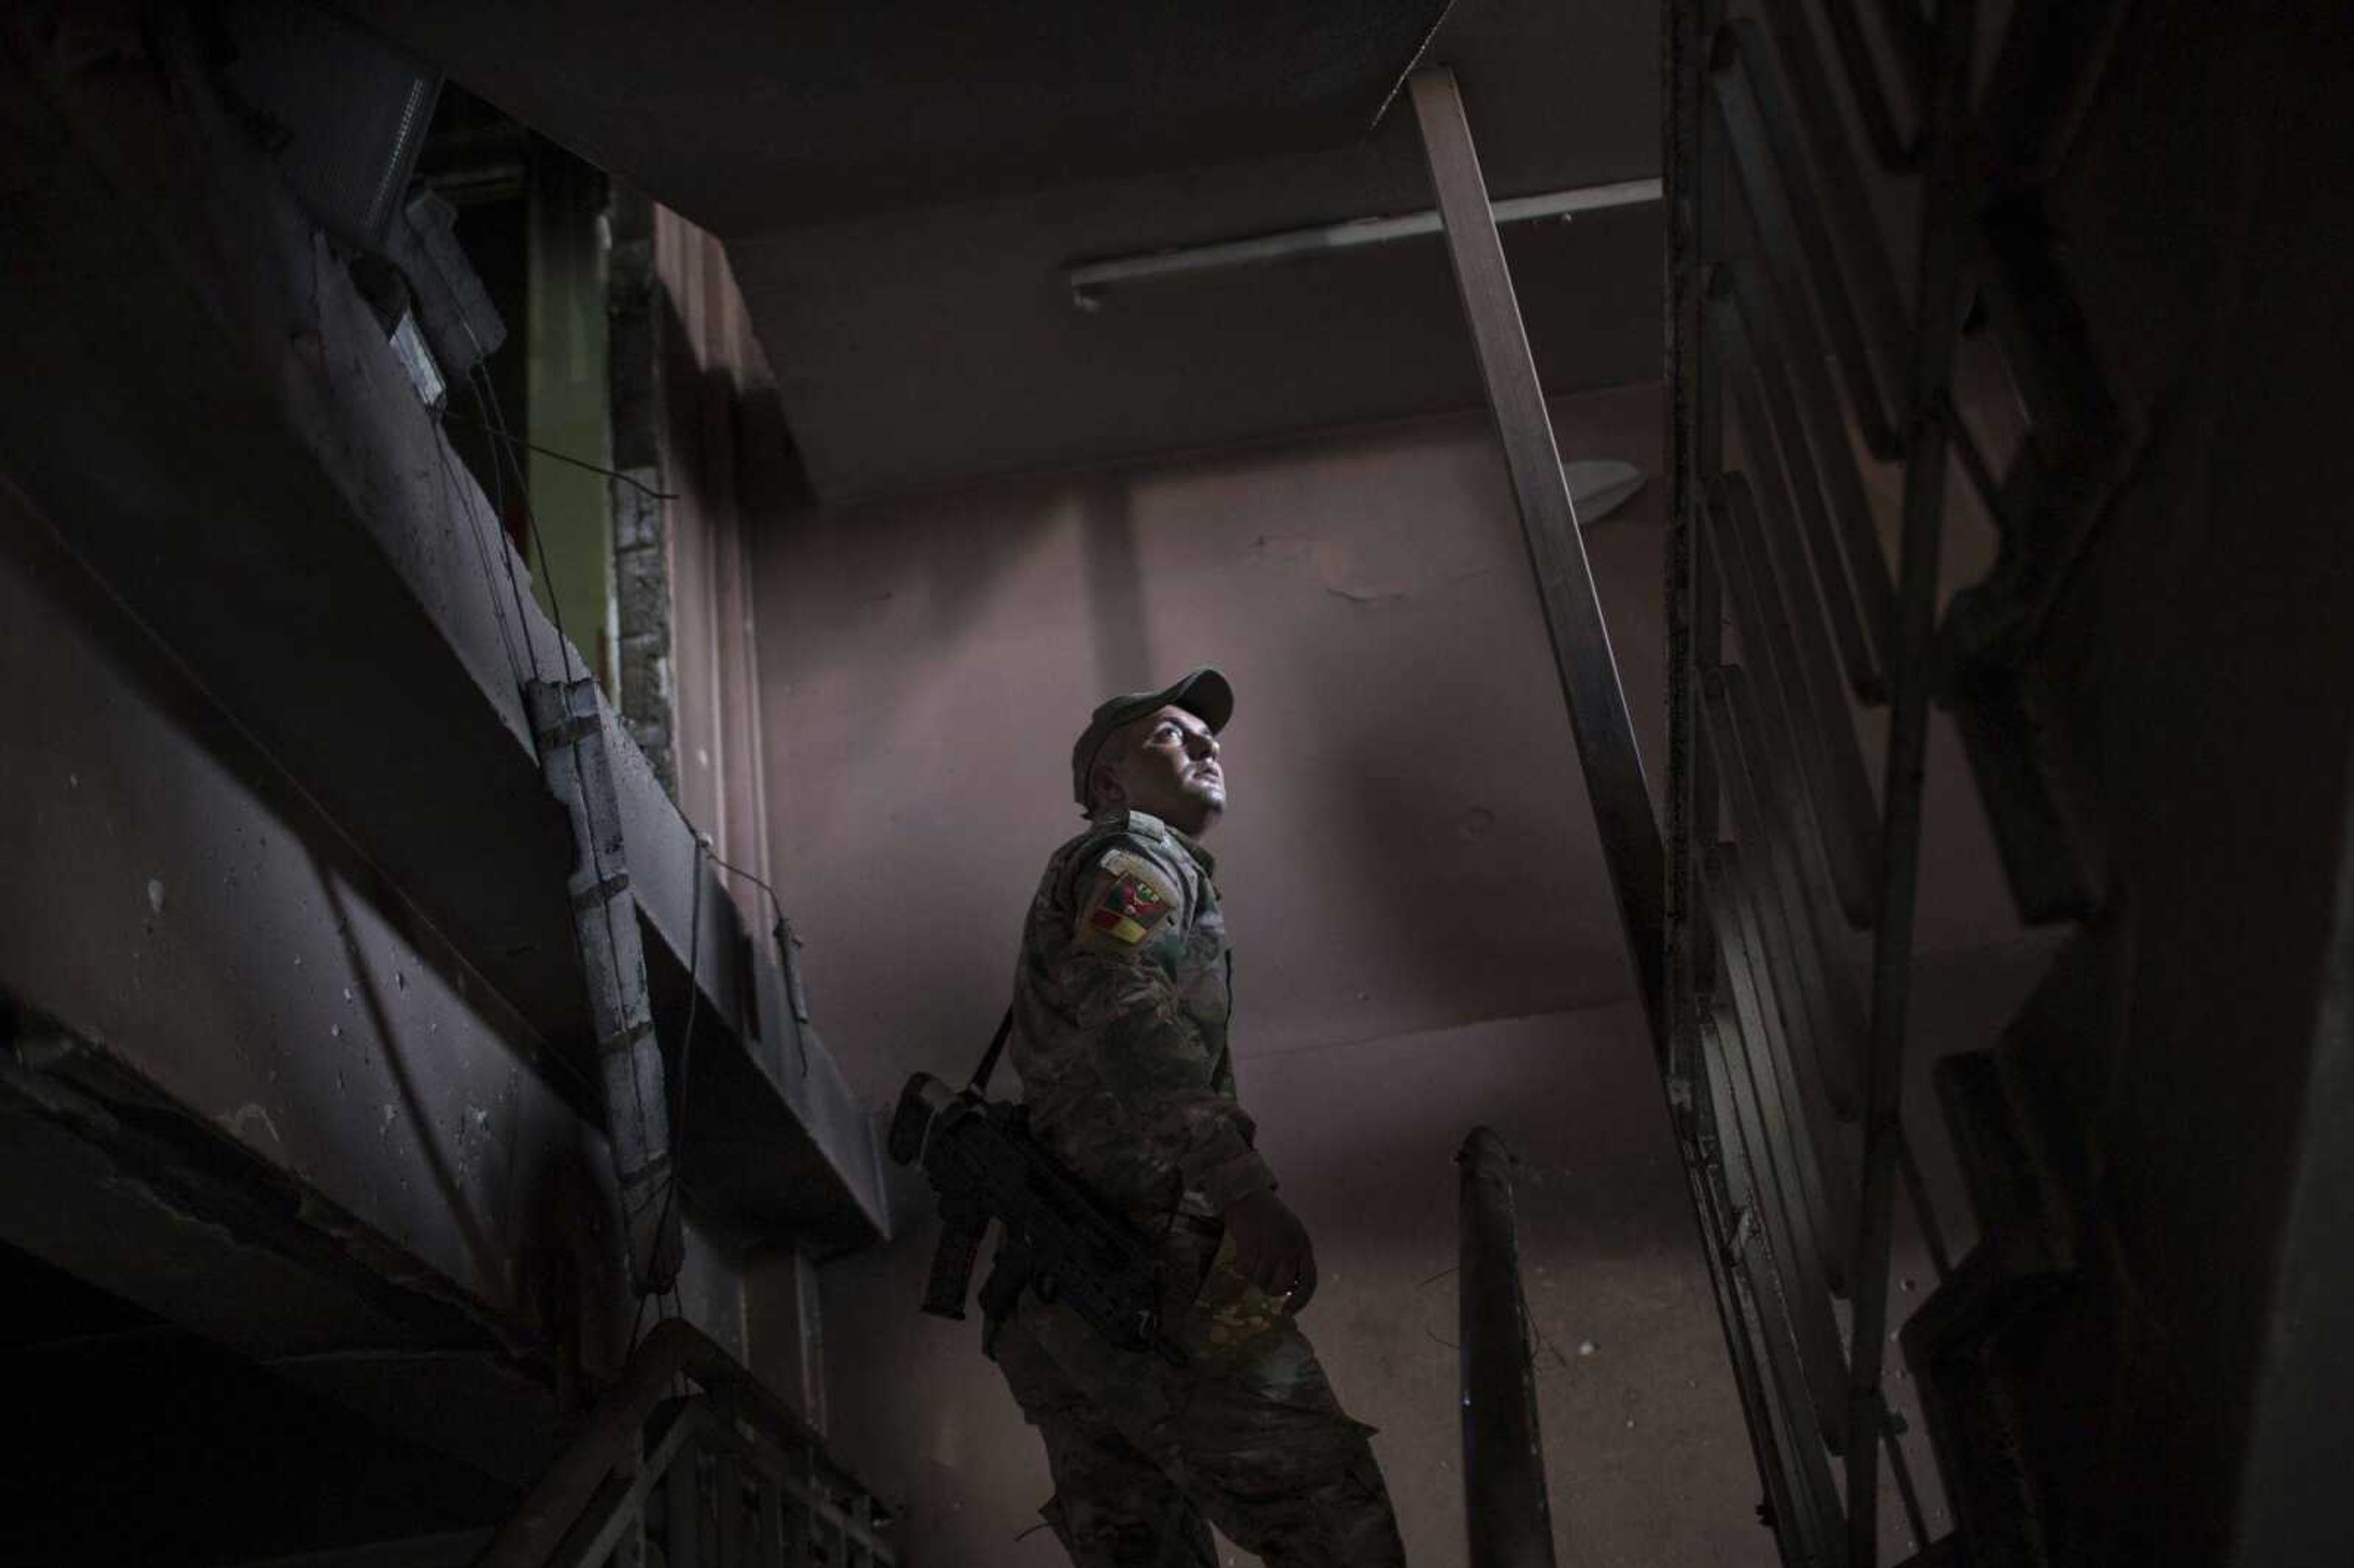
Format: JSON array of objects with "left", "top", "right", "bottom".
[
  {"left": 750, "top": 383, "right": 2037, "bottom": 1563},
  {"left": 0, "top": 8, "right": 880, "bottom": 1512},
  {"left": 0, "top": 478, "right": 750, "bottom": 1482}
]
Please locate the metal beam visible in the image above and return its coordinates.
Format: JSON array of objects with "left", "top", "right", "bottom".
[
  {"left": 1843, "top": 4, "right": 1979, "bottom": 1557},
  {"left": 1410, "top": 67, "right": 1670, "bottom": 1051},
  {"left": 1457, "top": 1128, "right": 1561, "bottom": 1568}
]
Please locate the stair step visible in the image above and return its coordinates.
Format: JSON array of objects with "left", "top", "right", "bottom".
[
  {"left": 1992, "top": 924, "right": 2128, "bottom": 1249},
  {"left": 1933, "top": 1051, "right": 2062, "bottom": 1273}
]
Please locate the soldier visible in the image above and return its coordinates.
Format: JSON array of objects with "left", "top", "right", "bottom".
[{"left": 991, "top": 668, "right": 1408, "bottom": 1567}]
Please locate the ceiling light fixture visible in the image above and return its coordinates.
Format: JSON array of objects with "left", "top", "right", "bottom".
[{"left": 1065, "top": 177, "right": 1661, "bottom": 309}]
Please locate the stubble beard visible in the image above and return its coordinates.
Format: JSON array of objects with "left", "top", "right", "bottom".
[{"left": 1187, "top": 774, "right": 1227, "bottom": 829}]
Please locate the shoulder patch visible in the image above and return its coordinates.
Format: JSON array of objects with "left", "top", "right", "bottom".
[{"left": 1084, "top": 866, "right": 1176, "bottom": 946}]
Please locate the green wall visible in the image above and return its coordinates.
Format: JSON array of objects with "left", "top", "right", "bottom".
[{"left": 525, "top": 153, "right": 614, "bottom": 691}]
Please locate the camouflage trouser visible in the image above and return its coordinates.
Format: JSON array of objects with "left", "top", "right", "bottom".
[{"left": 992, "top": 1234, "right": 1406, "bottom": 1567}]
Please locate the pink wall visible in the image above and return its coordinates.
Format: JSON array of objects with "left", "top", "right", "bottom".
[
  {"left": 656, "top": 204, "right": 777, "bottom": 926},
  {"left": 747, "top": 384, "right": 2034, "bottom": 1562},
  {"left": 752, "top": 387, "right": 2020, "bottom": 1103},
  {"left": 755, "top": 387, "right": 1667, "bottom": 1096}
]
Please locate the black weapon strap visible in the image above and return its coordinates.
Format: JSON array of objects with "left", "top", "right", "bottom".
[
  {"left": 977, "top": 1246, "right": 1034, "bottom": 1361},
  {"left": 966, "top": 1007, "right": 1015, "bottom": 1095}
]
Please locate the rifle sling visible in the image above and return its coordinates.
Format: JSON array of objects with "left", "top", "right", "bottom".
[{"left": 966, "top": 1007, "right": 1015, "bottom": 1095}]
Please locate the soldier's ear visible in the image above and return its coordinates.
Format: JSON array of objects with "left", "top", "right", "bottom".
[{"left": 1090, "top": 763, "right": 1126, "bottom": 809}]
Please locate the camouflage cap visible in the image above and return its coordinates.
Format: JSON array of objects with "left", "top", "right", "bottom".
[{"left": 1070, "top": 667, "right": 1235, "bottom": 811}]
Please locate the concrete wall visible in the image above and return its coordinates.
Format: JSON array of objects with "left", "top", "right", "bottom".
[{"left": 748, "top": 380, "right": 2038, "bottom": 1562}]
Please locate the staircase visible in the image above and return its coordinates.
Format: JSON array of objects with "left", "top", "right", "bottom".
[
  {"left": 1659, "top": 1, "right": 2354, "bottom": 1564},
  {"left": 1663, "top": 0, "right": 2135, "bottom": 1556}
]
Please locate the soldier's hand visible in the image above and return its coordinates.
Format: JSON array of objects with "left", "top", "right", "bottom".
[{"left": 1222, "top": 1189, "right": 1318, "bottom": 1311}]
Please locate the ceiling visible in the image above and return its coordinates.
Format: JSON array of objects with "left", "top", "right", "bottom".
[{"left": 351, "top": 0, "right": 1663, "bottom": 500}]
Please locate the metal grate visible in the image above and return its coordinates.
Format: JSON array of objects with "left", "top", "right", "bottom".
[{"left": 478, "top": 1322, "right": 896, "bottom": 1568}]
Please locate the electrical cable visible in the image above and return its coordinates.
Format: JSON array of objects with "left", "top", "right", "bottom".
[
  {"left": 429, "top": 416, "right": 530, "bottom": 694},
  {"left": 442, "top": 409, "right": 679, "bottom": 501},
  {"left": 627, "top": 1285, "right": 653, "bottom": 1357},
  {"left": 416, "top": 362, "right": 693, "bottom": 1312},
  {"left": 429, "top": 341, "right": 761, "bottom": 1323},
  {"left": 664, "top": 1287, "right": 690, "bottom": 1400},
  {"left": 702, "top": 847, "right": 813, "bottom": 1078},
  {"left": 454, "top": 378, "right": 545, "bottom": 691},
  {"left": 639, "top": 832, "right": 707, "bottom": 1314},
  {"left": 461, "top": 369, "right": 796, "bottom": 1249}
]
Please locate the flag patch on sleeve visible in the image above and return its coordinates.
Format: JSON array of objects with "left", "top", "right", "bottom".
[{"left": 1087, "top": 873, "right": 1173, "bottom": 945}]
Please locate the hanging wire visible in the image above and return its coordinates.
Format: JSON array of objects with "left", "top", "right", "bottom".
[
  {"left": 430, "top": 417, "right": 530, "bottom": 692},
  {"left": 627, "top": 1284, "right": 655, "bottom": 1357},
  {"left": 426, "top": 341, "right": 751, "bottom": 1326},
  {"left": 704, "top": 848, "right": 814, "bottom": 1079},
  {"left": 449, "top": 376, "right": 544, "bottom": 690},
  {"left": 461, "top": 360, "right": 793, "bottom": 1275},
  {"left": 443, "top": 408, "right": 680, "bottom": 501},
  {"left": 638, "top": 831, "right": 709, "bottom": 1333},
  {"left": 665, "top": 1285, "right": 690, "bottom": 1401}
]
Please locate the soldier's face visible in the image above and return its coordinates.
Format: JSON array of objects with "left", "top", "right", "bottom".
[{"left": 1102, "top": 706, "right": 1225, "bottom": 834}]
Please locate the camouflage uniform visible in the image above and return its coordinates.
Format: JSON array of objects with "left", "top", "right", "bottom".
[{"left": 994, "top": 809, "right": 1406, "bottom": 1567}]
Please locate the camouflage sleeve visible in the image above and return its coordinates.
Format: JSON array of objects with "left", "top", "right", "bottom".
[{"left": 1062, "top": 844, "right": 1276, "bottom": 1212}]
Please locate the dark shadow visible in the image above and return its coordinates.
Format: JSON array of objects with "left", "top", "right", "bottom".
[
  {"left": 309, "top": 853, "right": 503, "bottom": 1286},
  {"left": 0, "top": 1241, "right": 514, "bottom": 1565},
  {"left": 0, "top": 485, "right": 600, "bottom": 1355},
  {"left": 0, "top": 485, "right": 576, "bottom": 1089}
]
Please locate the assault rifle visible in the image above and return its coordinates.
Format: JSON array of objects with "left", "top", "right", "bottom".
[{"left": 887, "top": 1063, "right": 1168, "bottom": 1359}]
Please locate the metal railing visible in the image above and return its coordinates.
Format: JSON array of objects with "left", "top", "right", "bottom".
[
  {"left": 1666, "top": 1, "right": 2131, "bottom": 1564},
  {"left": 478, "top": 1321, "right": 897, "bottom": 1568}
]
